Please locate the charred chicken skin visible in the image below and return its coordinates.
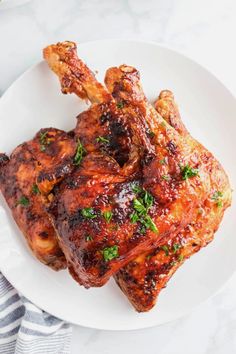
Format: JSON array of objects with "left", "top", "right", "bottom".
[
  {"left": 43, "top": 42, "right": 220, "bottom": 288},
  {"left": 0, "top": 128, "right": 76, "bottom": 270},
  {"left": 107, "top": 76, "right": 232, "bottom": 311}
]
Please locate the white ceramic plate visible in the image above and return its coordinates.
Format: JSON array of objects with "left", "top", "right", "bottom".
[{"left": 0, "top": 40, "right": 235, "bottom": 331}]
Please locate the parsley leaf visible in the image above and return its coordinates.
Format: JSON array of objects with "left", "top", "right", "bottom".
[
  {"left": 17, "top": 196, "right": 29, "bottom": 207},
  {"left": 172, "top": 243, "right": 181, "bottom": 253},
  {"left": 96, "top": 136, "right": 109, "bottom": 144},
  {"left": 74, "top": 139, "right": 86, "bottom": 166},
  {"left": 141, "top": 215, "right": 158, "bottom": 233},
  {"left": 103, "top": 210, "right": 113, "bottom": 223},
  {"left": 81, "top": 207, "right": 97, "bottom": 219},
  {"left": 147, "top": 130, "right": 155, "bottom": 138},
  {"left": 133, "top": 198, "right": 146, "bottom": 215},
  {"left": 160, "top": 158, "right": 167, "bottom": 165},
  {"left": 39, "top": 131, "right": 50, "bottom": 152},
  {"left": 140, "top": 225, "right": 146, "bottom": 234},
  {"left": 132, "top": 186, "right": 153, "bottom": 210},
  {"left": 143, "top": 191, "right": 154, "bottom": 210},
  {"left": 117, "top": 101, "right": 124, "bottom": 109},
  {"left": 212, "top": 191, "right": 223, "bottom": 200},
  {"left": 39, "top": 131, "right": 48, "bottom": 145},
  {"left": 85, "top": 235, "right": 93, "bottom": 242},
  {"left": 130, "top": 188, "right": 158, "bottom": 233},
  {"left": 32, "top": 184, "right": 40, "bottom": 195},
  {"left": 211, "top": 191, "right": 223, "bottom": 207},
  {"left": 130, "top": 211, "right": 139, "bottom": 223},
  {"left": 161, "top": 245, "right": 169, "bottom": 256},
  {"left": 162, "top": 174, "right": 170, "bottom": 181},
  {"left": 102, "top": 245, "right": 119, "bottom": 262},
  {"left": 132, "top": 183, "right": 142, "bottom": 194},
  {"left": 178, "top": 254, "right": 184, "bottom": 262},
  {"left": 181, "top": 164, "right": 199, "bottom": 180}
]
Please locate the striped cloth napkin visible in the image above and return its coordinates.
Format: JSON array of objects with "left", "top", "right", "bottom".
[{"left": 0, "top": 273, "right": 72, "bottom": 354}]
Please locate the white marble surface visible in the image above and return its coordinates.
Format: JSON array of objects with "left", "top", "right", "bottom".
[{"left": 1, "top": 0, "right": 236, "bottom": 353}]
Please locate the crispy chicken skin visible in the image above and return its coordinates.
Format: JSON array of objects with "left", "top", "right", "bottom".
[
  {"left": 0, "top": 127, "right": 77, "bottom": 270},
  {"left": 43, "top": 42, "right": 217, "bottom": 288},
  {"left": 111, "top": 84, "right": 232, "bottom": 311},
  {"left": 0, "top": 142, "right": 66, "bottom": 270},
  {"left": 44, "top": 41, "right": 141, "bottom": 171},
  {"left": 27, "top": 128, "right": 77, "bottom": 195},
  {"left": 43, "top": 41, "right": 111, "bottom": 104}
]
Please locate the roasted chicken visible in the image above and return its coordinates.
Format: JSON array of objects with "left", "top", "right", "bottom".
[
  {"left": 0, "top": 41, "right": 231, "bottom": 312},
  {"left": 112, "top": 89, "right": 231, "bottom": 311},
  {"left": 0, "top": 128, "right": 76, "bottom": 270},
  {"left": 43, "top": 42, "right": 225, "bottom": 289}
]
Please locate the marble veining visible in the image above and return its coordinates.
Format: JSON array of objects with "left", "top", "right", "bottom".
[{"left": 0, "top": 1, "right": 236, "bottom": 353}]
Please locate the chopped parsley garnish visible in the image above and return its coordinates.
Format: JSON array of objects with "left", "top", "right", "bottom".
[
  {"left": 132, "top": 183, "right": 142, "bottom": 194},
  {"left": 140, "top": 215, "right": 158, "bottom": 233},
  {"left": 85, "top": 235, "right": 93, "bottom": 242},
  {"left": 130, "top": 211, "right": 139, "bottom": 223},
  {"left": 170, "top": 260, "right": 177, "bottom": 267},
  {"left": 39, "top": 131, "right": 48, "bottom": 145},
  {"left": 133, "top": 198, "right": 146, "bottom": 215},
  {"left": 81, "top": 207, "right": 97, "bottom": 219},
  {"left": 180, "top": 164, "right": 199, "bottom": 180},
  {"left": 96, "top": 136, "right": 109, "bottom": 144},
  {"left": 211, "top": 191, "right": 223, "bottom": 207},
  {"left": 17, "top": 196, "right": 29, "bottom": 207},
  {"left": 212, "top": 191, "right": 223, "bottom": 200},
  {"left": 117, "top": 101, "right": 124, "bottom": 109},
  {"left": 103, "top": 210, "right": 113, "bottom": 223},
  {"left": 178, "top": 254, "right": 184, "bottom": 262},
  {"left": 140, "top": 225, "right": 146, "bottom": 234},
  {"left": 147, "top": 130, "right": 155, "bottom": 138},
  {"left": 143, "top": 191, "right": 154, "bottom": 210},
  {"left": 74, "top": 139, "right": 86, "bottom": 166},
  {"left": 102, "top": 245, "right": 119, "bottom": 262},
  {"left": 172, "top": 243, "right": 181, "bottom": 253},
  {"left": 160, "top": 158, "right": 167, "bottom": 165},
  {"left": 32, "top": 184, "right": 40, "bottom": 195},
  {"left": 39, "top": 131, "right": 50, "bottom": 152},
  {"left": 162, "top": 174, "right": 170, "bottom": 181},
  {"left": 130, "top": 187, "right": 158, "bottom": 233},
  {"left": 161, "top": 245, "right": 169, "bottom": 256},
  {"left": 132, "top": 188, "right": 154, "bottom": 212}
]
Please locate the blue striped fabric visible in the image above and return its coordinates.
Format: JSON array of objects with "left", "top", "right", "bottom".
[{"left": 0, "top": 273, "right": 72, "bottom": 354}]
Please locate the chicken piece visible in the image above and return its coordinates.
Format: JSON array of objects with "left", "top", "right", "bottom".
[
  {"left": 154, "top": 90, "right": 187, "bottom": 135},
  {"left": 43, "top": 41, "right": 111, "bottom": 104},
  {"left": 111, "top": 85, "right": 232, "bottom": 311},
  {"left": 27, "top": 128, "right": 77, "bottom": 195},
  {"left": 0, "top": 143, "right": 65, "bottom": 270},
  {"left": 0, "top": 128, "right": 77, "bottom": 270},
  {"left": 44, "top": 42, "right": 212, "bottom": 288},
  {"left": 44, "top": 41, "right": 142, "bottom": 172}
]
